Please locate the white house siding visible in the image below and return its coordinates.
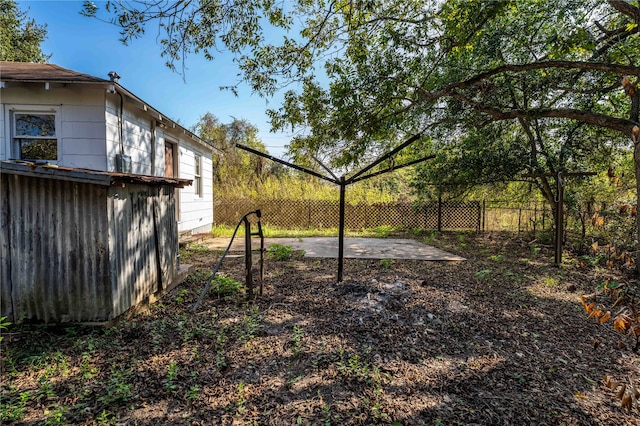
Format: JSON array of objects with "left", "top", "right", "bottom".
[
  {"left": 0, "top": 85, "right": 107, "bottom": 169},
  {"left": 176, "top": 141, "right": 213, "bottom": 234},
  {"left": 102, "top": 97, "right": 214, "bottom": 234},
  {"left": 151, "top": 122, "right": 164, "bottom": 175},
  {"left": 105, "top": 96, "right": 153, "bottom": 174}
]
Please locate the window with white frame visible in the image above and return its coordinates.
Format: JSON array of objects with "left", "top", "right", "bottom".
[
  {"left": 194, "top": 154, "right": 202, "bottom": 197},
  {"left": 12, "top": 110, "right": 59, "bottom": 161}
]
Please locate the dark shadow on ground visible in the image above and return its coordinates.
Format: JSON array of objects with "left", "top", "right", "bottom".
[{"left": 1, "top": 233, "right": 638, "bottom": 425}]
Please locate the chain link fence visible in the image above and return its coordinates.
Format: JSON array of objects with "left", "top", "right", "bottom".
[{"left": 482, "top": 201, "right": 552, "bottom": 234}]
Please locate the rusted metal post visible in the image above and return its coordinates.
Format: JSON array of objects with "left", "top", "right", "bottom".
[
  {"left": 193, "top": 209, "right": 263, "bottom": 312},
  {"left": 338, "top": 176, "right": 346, "bottom": 282},
  {"left": 244, "top": 217, "right": 253, "bottom": 298},
  {"left": 256, "top": 209, "right": 264, "bottom": 296}
]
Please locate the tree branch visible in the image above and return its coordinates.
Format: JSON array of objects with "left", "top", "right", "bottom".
[
  {"left": 608, "top": 0, "right": 640, "bottom": 23},
  {"left": 450, "top": 92, "right": 638, "bottom": 138}
]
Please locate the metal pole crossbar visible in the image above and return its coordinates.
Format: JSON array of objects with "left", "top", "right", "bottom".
[{"left": 236, "top": 134, "right": 432, "bottom": 282}]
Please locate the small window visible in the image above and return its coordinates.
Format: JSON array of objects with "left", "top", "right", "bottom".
[
  {"left": 13, "top": 113, "right": 58, "bottom": 160},
  {"left": 194, "top": 154, "right": 202, "bottom": 197}
]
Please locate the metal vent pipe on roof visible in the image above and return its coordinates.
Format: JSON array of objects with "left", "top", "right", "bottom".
[{"left": 108, "top": 71, "right": 120, "bottom": 82}]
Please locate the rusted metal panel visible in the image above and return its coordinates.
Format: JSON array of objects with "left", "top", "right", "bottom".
[
  {"left": 1, "top": 174, "right": 13, "bottom": 320},
  {"left": 0, "top": 161, "right": 192, "bottom": 188},
  {"left": 154, "top": 186, "right": 178, "bottom": 291},
  {"left": 106, "top": 183, "right": 178, "bottom": 318},
  {"left": 1, "top": 166, "right": 179, "bottom": 323},
  {"left": 108, "top": 184, "right": 155, "bottom": 319},
  {"left": 1, "top": 173, "right": 111, "bottom": 322}
]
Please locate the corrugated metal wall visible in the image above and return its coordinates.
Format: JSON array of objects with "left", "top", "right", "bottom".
[
  {"left": 107, "top": 184, "right": 177, "bottom": 318},
  {"left": 1, "top": 173, "right": 178, "bottom": 323},
  {"left": 1, "top": 173, "right": 111, "bottom": 322}
]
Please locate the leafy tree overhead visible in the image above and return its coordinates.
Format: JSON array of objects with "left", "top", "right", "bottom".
[
  {"left": 0, "top": 0, "right": 50, "bottom": 62},
  {"left": 83, "top": 1, "right": 638, "bottom": 134},
  {"left": 83, "top": 0, "right": 638, "bottom": 171},
  {"left": 265, "top": 1, "right": 638, "bottom": 209},
  {"left": 87, "top": 0, "right": 639, "bottom": 261}
]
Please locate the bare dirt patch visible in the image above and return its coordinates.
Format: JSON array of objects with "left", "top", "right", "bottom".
[{"left": 2, "top": 232, "right": 639, "bottom": 425}]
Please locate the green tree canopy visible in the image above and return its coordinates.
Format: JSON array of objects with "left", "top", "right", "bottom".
[
  {"left": 0, "top": 0, "right": 50, "bottom": 62},
  {"left": 263, "top": 1, "right": 638, "bottom": 202},
  {"left": 84, "top": 0, "right": 638, "bottom": 164},
  {"left": 192, "top": 113, "right": 270, "bottom": 187}
]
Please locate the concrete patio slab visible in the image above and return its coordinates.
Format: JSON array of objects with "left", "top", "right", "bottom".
[{"left": 202, "top": 237, "right": 465, "bottom": 261}]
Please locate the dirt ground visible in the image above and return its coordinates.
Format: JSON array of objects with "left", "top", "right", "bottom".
[{"left": 1, "top": 232, "right": 639, "bottom": 425}]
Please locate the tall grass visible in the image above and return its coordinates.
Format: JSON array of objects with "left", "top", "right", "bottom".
[{"left": 215, "top": 173, "right": 414, "bottom": 204}]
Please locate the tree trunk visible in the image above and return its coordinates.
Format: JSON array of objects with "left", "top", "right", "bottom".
[
  {"left": 536, "top": 175, "right": 559, "bottom": 228},
  {"left": 635, "top": 140, "right": 640, "bottom": 272},
  {"left": 628, "top": 80, "right": 639, "bottom": 272}
]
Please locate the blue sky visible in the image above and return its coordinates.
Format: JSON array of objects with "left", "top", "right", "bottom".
[{"left": 17, "top": 0, "right": 294, "bottom": 157}]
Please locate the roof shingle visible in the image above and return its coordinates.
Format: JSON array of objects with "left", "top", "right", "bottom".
[{"left": 0, "top": 62, "right": 108, "bottom": 83}]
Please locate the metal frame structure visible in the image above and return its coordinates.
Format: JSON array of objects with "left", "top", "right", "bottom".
[
  {"left": 237, "top": 134, "right": 435, "bottom": 282},
  {"left": 192, "top": 209, "right": 264, "bottom": 311}
]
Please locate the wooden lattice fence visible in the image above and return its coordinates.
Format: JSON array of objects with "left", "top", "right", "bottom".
[
  {"left": 215, "top": 199, "right": 482, "bottom": 231},
  {"left": 214, "top": 198, "right": 637, "bottom": 251}
]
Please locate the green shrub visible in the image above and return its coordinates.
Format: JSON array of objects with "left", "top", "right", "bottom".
[
  {"left": 185, "top": 268, "right": 211, "bottom": 285},
  {"left": 0, "top": 316, "right": 11, "bottom": 341},
  {"left": 474, "top": 269, "right": 492, "bottom": 280}
]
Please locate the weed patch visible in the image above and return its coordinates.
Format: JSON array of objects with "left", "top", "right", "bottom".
[
  {"left": 267, "top": 243, "right": 294, "bottom": 260},
  {"left": 211, "top": 275, "right": 245, "bottom": 297}
]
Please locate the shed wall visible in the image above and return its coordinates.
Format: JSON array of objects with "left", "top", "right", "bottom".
[
  {"left": 107, "top": 184, "right": 178, "bottom": 318},
  {"left": 0, "top": 173, "right": 112, "bottom": 322},
  {"left": 1, "top": 171, "right": 179, "bottom": 323}
]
